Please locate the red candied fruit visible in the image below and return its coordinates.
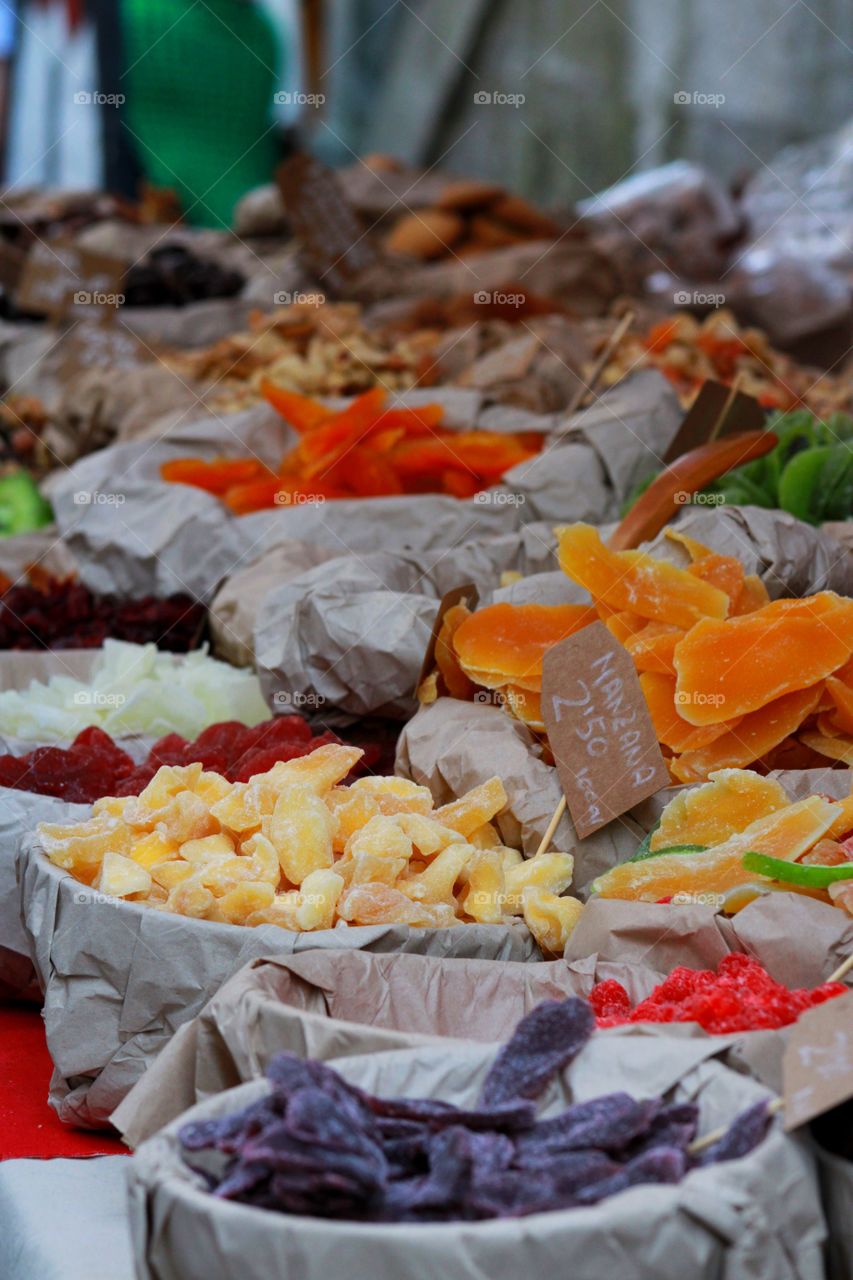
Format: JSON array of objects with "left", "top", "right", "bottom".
[
  {"left": 0, "top": 716, "right": 384, "bottom": 803},
  {"left": 590, "top": 954, "right": 848, "bottom": 1035}
]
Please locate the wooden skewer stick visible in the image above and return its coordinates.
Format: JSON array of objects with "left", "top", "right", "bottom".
[
  {"left": 566, "top": 310, "right": 635, "bottom": 416},
  {"left": 535, "top": 795, "right": 567, "bottom": 857},
  {"left": 688, "top": 1095, "right": 784, "bottom": 1156},
  {"left": 827, "top": 950, "right": 853, "bottom": 985},
  {"left": 707, "top": 371, "right": 743, "bottom": 444}
]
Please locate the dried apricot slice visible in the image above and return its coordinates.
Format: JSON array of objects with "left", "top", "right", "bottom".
[
  {"left": 435, "top": 602, "right": 475, "bottom": 700},
  {"left": 624, "top": 623, "right": 683, "bottom": 675},
  {"left": 557, "top": 523, "right": 729, "bottom": 629},
  {"left": 729, "top": 574, "right": 770, "bottom": 617},
  {"left": 453, "top": 602, "right": 596, "bottom": 691},
  {"left": 673, "top": 595, "right": 853, "bottom": 725},
  {"left": 670, "top": 684, "right": 824, "bottom": 783},
  {"left": 825, "top": 676, "right": 853, "bottom": 736},
  {"left": 649, "top": 769, "right": 789, "bottom": 851}
]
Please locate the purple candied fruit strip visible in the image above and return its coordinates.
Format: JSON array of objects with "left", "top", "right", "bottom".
[{"left": 479, "top": 998, "right": 595, "bottom": 1107}]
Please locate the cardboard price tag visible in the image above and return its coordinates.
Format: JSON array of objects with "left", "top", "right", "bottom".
[
  {"left": 416, "top": 584, "right": 479, "bottom": 694},
  {"left": 15, "top": 240, "right": 126, "bottom": 320},
  {"left": 662, "top": 378, "right": 765, "bottom": 464},
  {"left": 541, "top": 622, "right": 669, "bottom": 839},
  {"left": 783, "top": 989, "right": 853, "bottom": 1130},
  {"left": 276, "top": 153, "right": 381, "bottom": 296}
]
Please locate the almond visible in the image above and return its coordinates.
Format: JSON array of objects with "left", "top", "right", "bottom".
[
  {"left": 436, "top": 178, "right": 504, "bottom": 211},
  {"left": 489, "top": 194, "right": 562, "bottom": 238},
  {"left": 385, "top": 209, "right": 465, "bottom": 260}
]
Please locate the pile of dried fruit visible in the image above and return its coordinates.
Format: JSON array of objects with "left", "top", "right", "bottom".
[
  {"left": 590, "top": 954, "right": 846, "bottom": 1032},
  {"left": 0, "top": 570, "right": 205, "bottom": 651},
  {"left": 418, "top": 601, "right": 596, "bottom": 730},
  {"left": 0, "top": 639, "right": 269, "bottom": 742},
  {"left": 164, "top": 303, "right": 439, "bottom": 414},
  {"left": 0, "top": 718, "right": 370, "bottom": 803},
  {"left": 435, "top": 524, "right": 853, "bottom": 781},
  {"left": 602, "top": 311, "right": 852, "bottom": 417},
  {"left": 384, "top": 180, "right": 563, "bottom": 262},
  {"left": 123, "top": 244, "right": 244, "bottom": 309},
  {"left": 37, "top": 743, "right": 582, "bottom": 948},
  {"left": 559, "top": 524, "right": 853, "bottom": 780},
  {"left": 162, "top": 385, "right": 542, "bottom": 512},
  {"left": 593, "top": 768, "right": 853, "bottom": 915},
  {"left": 179, "top": 998, "right": 773, "bottom": 1222}
]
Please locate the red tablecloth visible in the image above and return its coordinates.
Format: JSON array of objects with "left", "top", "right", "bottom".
[{"left": 0, "top": 1002, "right": 127, "bottom": 1159}]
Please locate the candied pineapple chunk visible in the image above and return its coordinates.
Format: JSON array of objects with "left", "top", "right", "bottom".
[
  {"left": 399, "top": 843, "right": 474, "bottom": 903},
  {"left": 345, "top": 814, "right": 412, "bottom": 863},
  {"left": 39, "top": 816, "right": 131, "bottom": 876},
  {"left": 349, "top": 776, "right": 434, "bottom": 815},
  {"left": 36, "top": 749, "right": 533, "bottom": 937},
  {"left": 180, "top": 834, "right": 236, "bottom": 864},
  {"left": 269, "top": 784, "right": 333, "bottom": 884},
  {"left": 522, "top": 887, "right": 583, "bottom": 954},
  {"left": 395, "top": 813, "right": 458, "bottom": 857},
  {"left": 462, "top": 849, "right": 506, "bottom": 924},
  {"left": 210, "top": 882, "right": 275, "bottom": 925},
  {"left": 99, "top": 852, "right": 152, "bottom": 898},
  {"left": 326, "top": 788, "right": 381, "bottom": 852},
  {"left": 434, "top": 777, "right": 507, "bottom": 838},
  {"left": 130, "top": 831, "right": 179, "bottom": 870},
  {"left": 504, "top": 852, "right": 575, "bottom": 912},
  {"left": 251, "top": 744, "right": 363, "bottom": 796}
]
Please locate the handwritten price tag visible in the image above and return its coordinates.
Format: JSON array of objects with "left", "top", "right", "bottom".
[
  {"left": 783, "top": 989, "right": 853, "bottom": 1130},
  {"left": 541, "top": 622, "right": 669, "bottom": 838}
]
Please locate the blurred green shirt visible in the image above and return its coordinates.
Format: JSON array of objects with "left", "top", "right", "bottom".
[{"left": 121, "top": 0, "right": 282, "bottom": 227}]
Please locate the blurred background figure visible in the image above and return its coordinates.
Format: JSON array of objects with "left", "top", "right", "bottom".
[
  {"left": 120, "top": 0, "right": 291, "bottom": 227},
  {"left": 6, "top": 0, "right": 103, "bottom": 189}
]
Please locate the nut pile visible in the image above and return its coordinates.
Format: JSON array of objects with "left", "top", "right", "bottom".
[{"left": 38, "top": 743, "right": 582, "bottom": 947}]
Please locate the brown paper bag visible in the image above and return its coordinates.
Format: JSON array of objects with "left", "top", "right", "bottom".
[{"left": 127, "top": 1035, "right": 826, "bottom": 1280}]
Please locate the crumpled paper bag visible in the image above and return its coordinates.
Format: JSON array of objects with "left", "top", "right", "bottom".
[
  {"left": 253, "top": 528, "right": 558, "bottom": 720},
  {"left": 646, "top": 505, "right": 853, "bottom": 598},
  {"left": 126, "top": 1035, "right": 826, "bottom": 1280},
  {"left": 16, "top": 841, "right": 538, "bottom": 1130},
  {"left": 209, "top": 541, "right": 342, "bottom": 668}
]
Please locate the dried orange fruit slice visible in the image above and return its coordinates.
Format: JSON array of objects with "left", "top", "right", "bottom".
[
  {"left": 649, "top": 768, "right": 789, "bottom": 851},
  {"left": 673, "top": 593, "right": 853, "bottom": 726},
  {"left": 453, "top": 602, "right": 596, "bottom": 692},
  {"left": 557, "top": 523, "right": 729, "bottom": 629},
  {"left": 594, "top": 795, "right": 838, "bottom": 901},
  {"left": 670, "top": 684, "right": 824, "bottom": 782}
]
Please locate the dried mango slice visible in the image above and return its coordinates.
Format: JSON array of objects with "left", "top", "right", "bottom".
[
  {"left": 730, "top": 574, "right": 771, "bottom": 617},
  {"left": 435, "top": 603, "right": 475, "bottom": 700},
  {"left": 799, "top": 731, "right": 853, "bottom": 767},
  {"left": 603, "top": 611, "right": 647, "bottom": 645},
  {"left": 650, "top": 769, "right": 789, "bottom": 851},
  {"left": 594, "top": 795, "right": 839, "bottom": 901},
  {"left": 557, "top": 523, "right": 729, "bottom": 629},
  {"left": 671, "top": 684, "right": 824, "bottom": 782},
  {"left": 825, "top": 676, "right": 853, "bottom": 736},
  {"left": 453, "top": 603, "right": 596, "bottom": 692},
  {"left": 688, "top": 553, "right": 745, "bottom": 606},
  {"left": 639, "top": 672, "right": 740, "bottom": 754},
  {"left": 433, "top": 777, "right": 507, "bottom": 837},
  {"left": 625, "top": 623, "right": 683, "bottom": 675},
  {"left": 502, "top": 685, "right": 545, "bottom": 730},
  {"left": 673, "top": 595, "right": 853, "bottom": 726}
]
